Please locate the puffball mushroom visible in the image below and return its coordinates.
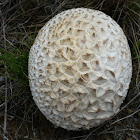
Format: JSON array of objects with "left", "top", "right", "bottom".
[{"left": 28, "top": 8, "right": 132, "bottom": 130}]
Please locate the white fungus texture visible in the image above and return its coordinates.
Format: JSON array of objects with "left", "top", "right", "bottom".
[{"left": 28, "top": 8, "right": 132, "bottom": 130}]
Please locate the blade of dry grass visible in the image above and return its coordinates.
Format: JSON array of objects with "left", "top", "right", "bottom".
[
  {"left": 1, "top": 10, "right": 8, "bottom": 140},
  {"left": 111, "top": 108, "right": 140, "bottom": 125}
]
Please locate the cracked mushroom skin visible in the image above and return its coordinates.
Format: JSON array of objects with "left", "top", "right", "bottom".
[{"left": 28, "top": 8, "right": 132, "bottom": 130}]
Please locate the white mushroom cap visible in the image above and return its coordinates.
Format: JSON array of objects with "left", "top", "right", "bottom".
[{"left": 28, "top": 8, "right": 132, "bottom": 130}]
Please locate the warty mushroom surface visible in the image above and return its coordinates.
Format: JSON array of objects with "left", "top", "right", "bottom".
[{"left": 28, "top": 8, "right": 132, "bottom": 130}]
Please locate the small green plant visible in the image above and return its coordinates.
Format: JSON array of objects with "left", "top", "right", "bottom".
[
  {"left": 0, "top": 27, "right": 38, "bottom": 85},
  {"left": 0, "top": 47, "right": 29, "bottom": 85},
  {"left": 132, "top": 40, "right": 140, "bottom": 60}
]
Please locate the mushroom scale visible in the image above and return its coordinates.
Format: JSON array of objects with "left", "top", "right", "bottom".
[{"left": 28, "top": 8, "right": 132, "bottom": 130}]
